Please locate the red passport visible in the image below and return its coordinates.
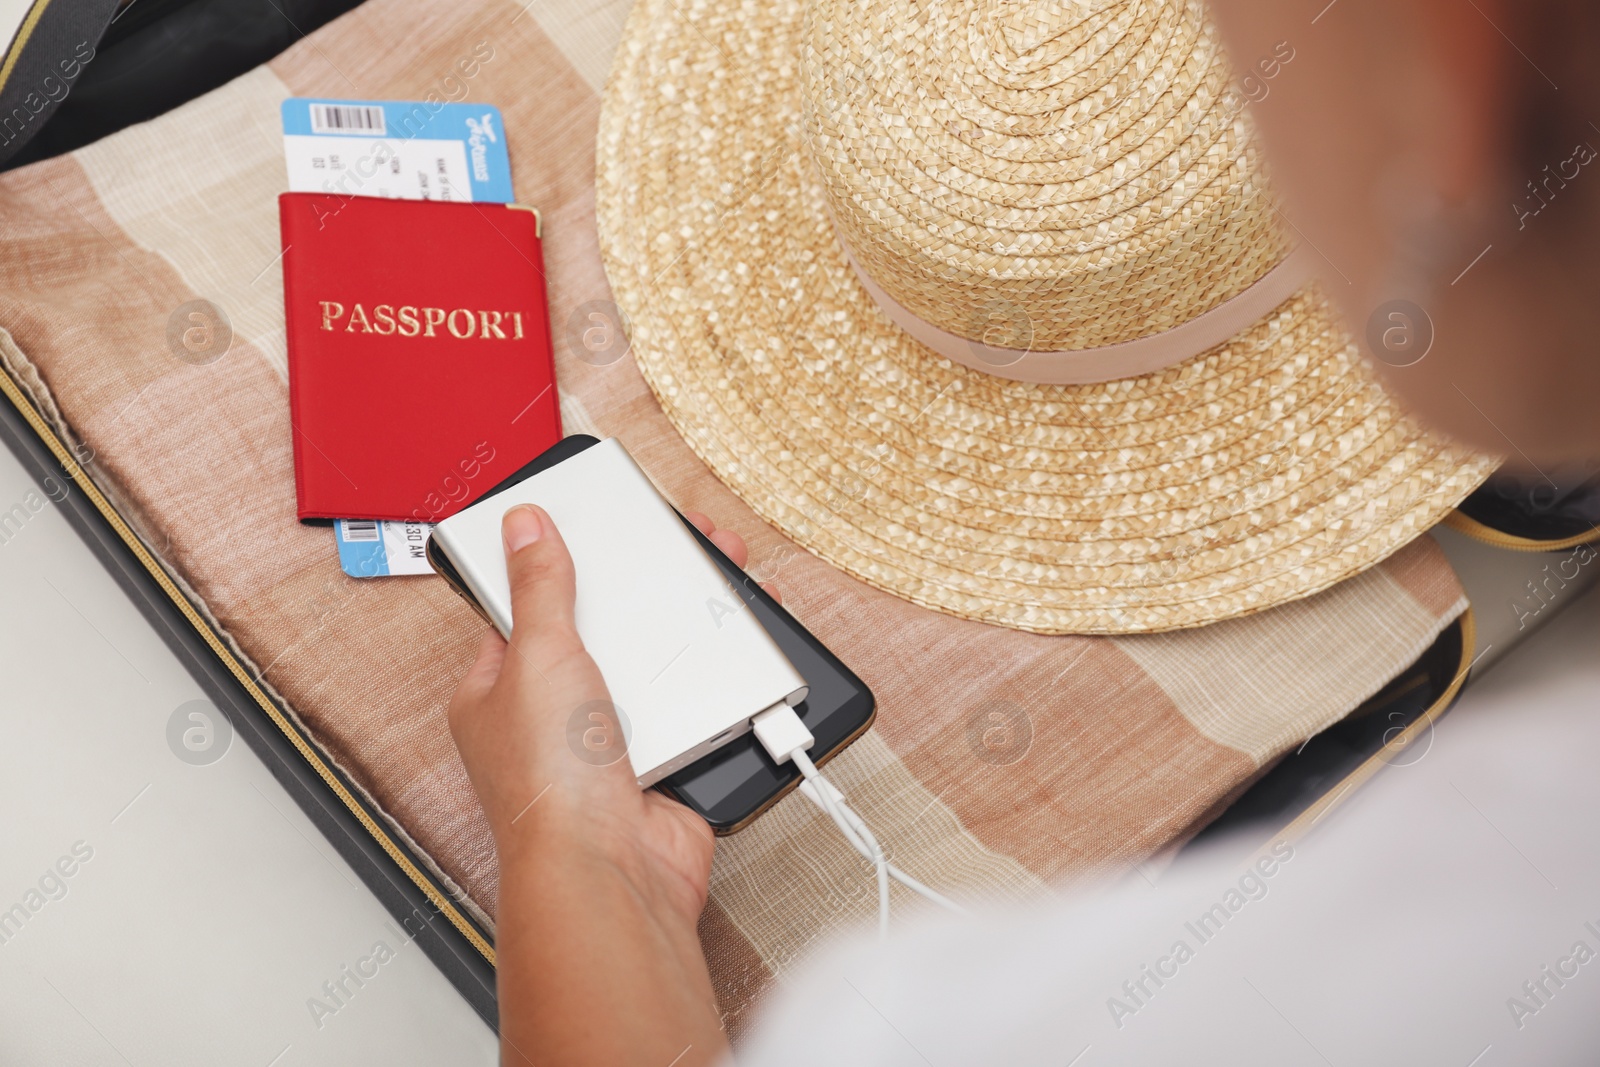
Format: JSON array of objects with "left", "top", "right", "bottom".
[{"left": 279, "top": 193, "right": 561, "bottom": 523}]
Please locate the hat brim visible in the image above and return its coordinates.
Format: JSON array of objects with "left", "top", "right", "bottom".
[{"left": 596, "top": 0, "right": 1496, "bottom": 635}]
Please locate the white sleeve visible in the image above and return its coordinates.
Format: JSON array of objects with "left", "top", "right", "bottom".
[{"left": 727, "top": 661, "right": 1600, "bottom": 1067}]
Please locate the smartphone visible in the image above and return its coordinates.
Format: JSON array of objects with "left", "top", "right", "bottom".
[{"left": 427, "top": 434, "right": 875, "bottom": 833}]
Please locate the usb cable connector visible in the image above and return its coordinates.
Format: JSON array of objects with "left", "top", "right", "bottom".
[{"left": 751, "top": 703, "right": 963, "bottom": 936}]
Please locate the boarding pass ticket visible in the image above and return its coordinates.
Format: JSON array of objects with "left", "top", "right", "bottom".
[
  {"left": 280, "top": 98, "right": 513, "bottom": 202},
  {"left": 334, "top": 520, "right": 436, "bottom": 578}
]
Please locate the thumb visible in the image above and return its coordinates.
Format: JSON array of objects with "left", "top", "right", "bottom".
[{"left": 502, "top": 505, "right": 580, "bottom": 654}]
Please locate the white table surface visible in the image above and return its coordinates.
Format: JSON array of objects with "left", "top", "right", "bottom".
[{"left": 0, "top": 444, "right": 497, "bottom": 1065}]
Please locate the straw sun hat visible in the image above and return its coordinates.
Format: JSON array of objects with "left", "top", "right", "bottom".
[{"left": 596, "top": 0, "right": 1495, "bottom": 634}]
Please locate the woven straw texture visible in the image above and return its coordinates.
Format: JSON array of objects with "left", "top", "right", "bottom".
[
  {"left": 0, "top": 0, "right": 1473, "bottom": 1040},
  {"left": 805, "top": 0, "right": 1289, "bottom": 349},
  {"left": 597, "top": 0, "right": 1497, "bottom": 634}
]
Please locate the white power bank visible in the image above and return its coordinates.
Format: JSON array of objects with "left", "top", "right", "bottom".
[{"left": 428, "top": 438, "right": 809, "bottom": 787}]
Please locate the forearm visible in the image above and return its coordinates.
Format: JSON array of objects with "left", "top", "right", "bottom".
[{"left": 495, "top": 834, "right": 729, "bottom": 1067}]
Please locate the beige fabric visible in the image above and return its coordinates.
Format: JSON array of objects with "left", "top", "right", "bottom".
[
  {"left": 75, "top": 67, "right": 293, "bottom": 381},
  {"left": 513, "top": 0, "right": 631, "bottom": 91},
  {"left": 1120, "top": 567, "right": 1459, "bottom": 763},
  {"left": 0, "top": 0, "right": 1472, "bottom": 1034}
]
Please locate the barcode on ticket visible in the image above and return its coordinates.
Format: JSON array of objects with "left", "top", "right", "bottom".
[
  {"left": 309, "top": 104, "right": 387, "bottom": 135},
  {"left": 340, "top": 520, "right": 381, "bottom": 542}
]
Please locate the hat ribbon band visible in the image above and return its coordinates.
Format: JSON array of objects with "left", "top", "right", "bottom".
[{"left": 840, "top": 243, "right": 1319, "bottom": 385}]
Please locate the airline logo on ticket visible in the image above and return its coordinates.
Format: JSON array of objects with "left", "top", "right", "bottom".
[
  {"left": 281, "top": 98, "right": 514, "bottom": 203},
  {"left": 335, "top": 519, "right": 436, "bottom": 578}
]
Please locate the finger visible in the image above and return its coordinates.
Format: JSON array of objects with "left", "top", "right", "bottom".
[
  {"left": 759, "top": 581, "right": 783, "bottom": 605},
  {"left": 648, "top": 789, "right": 717, "bottom": 850},
  {"left": 502, "top": 505, "right": 582, "bottom": 664},
  {"left": 447, "top": 628, "right": 508, "bottom": 735},
  {"left": 683, "top": 510, "right": 715, "bottom": 537},
  {"left": 709, "top": 527, "right": 748, "bottom": 569},
  {"left": 462, "top": 627, "right": 508, "bottom": 693}
]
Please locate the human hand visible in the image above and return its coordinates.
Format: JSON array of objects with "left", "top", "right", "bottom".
[
  {"left": 445, "top": 503, "right": 766, "bottom": 1066},
  {"left": 448, "top": 504, "right": 750, "bottom": 920}
]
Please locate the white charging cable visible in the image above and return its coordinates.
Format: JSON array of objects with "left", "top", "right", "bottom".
[{"left": 752, "top": 704, "right": 964, "bottom": 937}]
